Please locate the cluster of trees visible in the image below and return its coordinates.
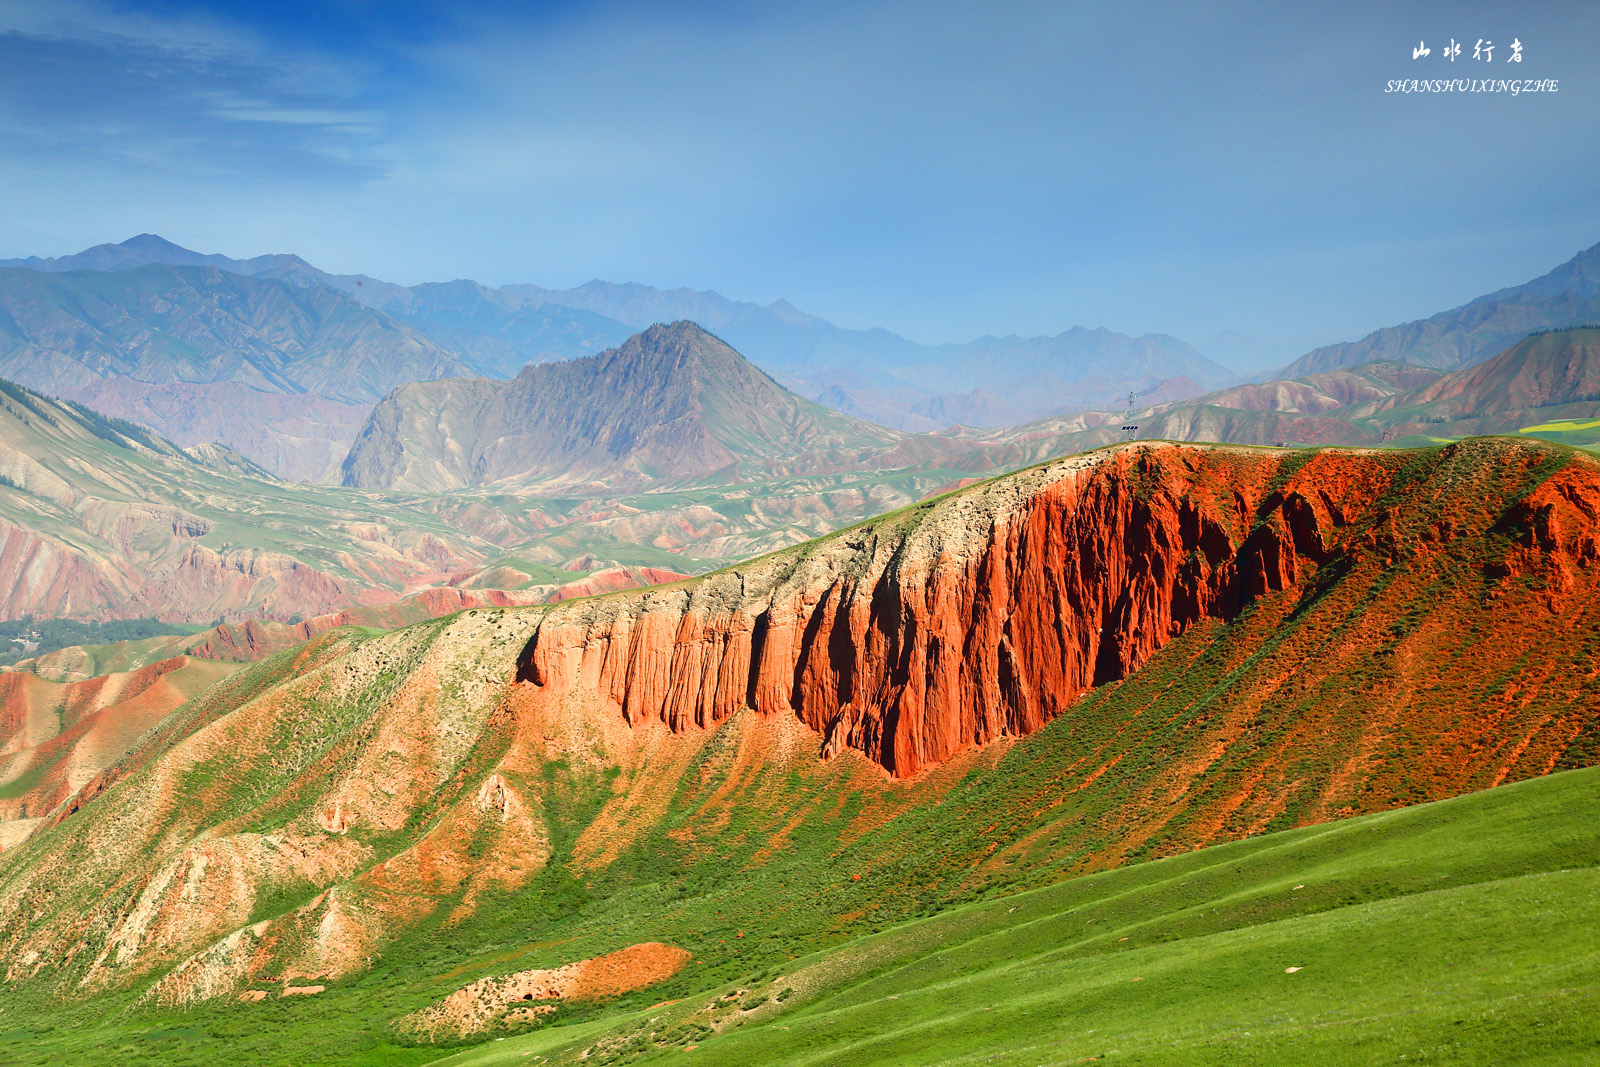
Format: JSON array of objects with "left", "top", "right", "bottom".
[{"left": 0, "top": 616, "right": 198, "bottom": 666}]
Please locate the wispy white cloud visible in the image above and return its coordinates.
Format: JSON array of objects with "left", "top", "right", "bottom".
[
  {"left": 204, "top": 94, "right": 382, "bottom": 134},
  {"left": 0, "top": 0, "right": 386, "bottom": 177},
  {"left": 0, "top": 0, "right": 257, "bottom": 64}
]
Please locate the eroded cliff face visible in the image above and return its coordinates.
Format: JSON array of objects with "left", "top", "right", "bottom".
[{"left": 513, "top": 444, "right": 1366, "bottom": 776}]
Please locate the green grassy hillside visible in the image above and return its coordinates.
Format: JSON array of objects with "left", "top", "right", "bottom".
[{"left": 442, "top": 765, "right": 1600, "bottom": 1067}]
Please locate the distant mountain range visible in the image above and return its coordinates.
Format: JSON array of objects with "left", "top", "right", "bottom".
[
  {"left": 904, "top": 325, "right": 1600, "bottom": 465},
  {"left": 0, "top": 376, "right": 496, "bottom": 621},
  {"left": 341, "top": 317, "right": 1600, "bottom": 503},
  {"left": 1135, "top": 325, "right": 1600, "bottom": 449},
  {"left": 9, "top": 238, "right": 1230, "bottom": 415},
  {"left": 0, "top": 356, "right": 925, "bottom": 622},
  {"left": 0, "top": 263, "right": 471, "bottom": 402},
  {"left": 0, "top": 235, "right": 1234, "bottom": 477},
  {"left": 0, "top": 232, "right": 316, "bottom": 276},
  {"left": 1, "top": 233, "right": 1598, "bottom": 485},
  {"left": 3, "top": 310, "right": 1600, "bottom": 624}
]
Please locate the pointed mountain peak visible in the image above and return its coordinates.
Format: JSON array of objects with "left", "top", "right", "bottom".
[
  {"left": 648, "top": 319, "right": 710, "bottom": 337},
  {"left": 611, "top": 320, "right": 740, "bottom": 366},
  {"left": 347, "top": 323, "right": 902, "bottom": 493},
  {"left": 511, "top": 319, "right": 734, "bottom": 378},
  {"left": 120, "top": 234, "right": 197, "bottom": 255}
]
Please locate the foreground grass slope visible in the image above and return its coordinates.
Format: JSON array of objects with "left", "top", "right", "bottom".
[
  {"left": 7, "top": 757, "right": 1596, "bottom": 1065},
  {"left": 442, "top": 765, "right": 1600, "bottom": 1067}
]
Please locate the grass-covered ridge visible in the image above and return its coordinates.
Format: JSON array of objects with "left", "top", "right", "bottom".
[{"left": 1, "top": 438, "right": 1597, "bottom": 1066}]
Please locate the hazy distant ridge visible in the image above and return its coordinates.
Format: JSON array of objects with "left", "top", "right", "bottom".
[
  {"left": 1269, "top": 241, "right": 1600, "bottom": 379},
  {"left": 1, "top": 235, "right": 1237, "bottom": 435}
]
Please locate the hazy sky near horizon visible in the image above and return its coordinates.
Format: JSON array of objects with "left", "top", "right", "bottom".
[{"left": 0, "top": 1, "right": 1596, "bottom": 364}]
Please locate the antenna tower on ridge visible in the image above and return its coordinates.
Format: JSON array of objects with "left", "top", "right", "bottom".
[{"left": 1121, "top": 390, "right": 1139, "bottom": 441}]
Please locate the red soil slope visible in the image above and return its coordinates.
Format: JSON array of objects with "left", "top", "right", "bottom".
[
  {"left": 399, "top": 942, "right": 692, "bottom": 1039},
  {"left": 0, "top": 656, "right": 239, "bottom": 831}
]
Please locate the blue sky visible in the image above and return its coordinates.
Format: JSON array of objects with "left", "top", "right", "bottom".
[{"left": 0, "top": 1, "right": 1596, "bottom": 364}]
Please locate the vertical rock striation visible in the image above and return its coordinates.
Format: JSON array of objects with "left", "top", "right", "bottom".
[{"left": 515, "top": 444, "right": 1362, "bottom": 776}]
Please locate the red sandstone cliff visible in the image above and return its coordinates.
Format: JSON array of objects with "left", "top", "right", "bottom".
[{"left": 514, "top": 440, "right": 1592, "bottom": 776}]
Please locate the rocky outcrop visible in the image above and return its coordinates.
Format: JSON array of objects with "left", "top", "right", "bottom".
[{"left": 513, "top": 444, "right": 1364, "bottom": 776}]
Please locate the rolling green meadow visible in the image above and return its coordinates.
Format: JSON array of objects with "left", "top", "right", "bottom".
[{"left": 436, "top": 763, "right": 1600, "bottom": 1067}]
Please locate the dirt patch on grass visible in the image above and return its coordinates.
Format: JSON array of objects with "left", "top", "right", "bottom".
[{"left": 398, "top": 942, "right": 692, "bottom": 1040}]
